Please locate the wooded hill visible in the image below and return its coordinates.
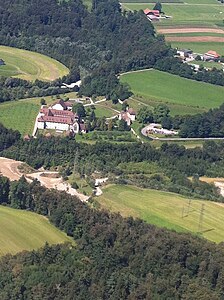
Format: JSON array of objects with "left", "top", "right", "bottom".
[
  {"left": 0, "top": 0, "right": 223, "bottom": 103},
  {"left": 0, "top": 175, "right": 224, "bottom": 299},
  {"left": 0, "top": 0, "right": 169, "bottom": 102}
]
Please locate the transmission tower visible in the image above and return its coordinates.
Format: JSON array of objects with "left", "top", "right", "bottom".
[
  {"left": 198, "top": 203, "right": 205, "bottom": 232},
  {"left": 186, "top": 199, "right": 192, "bottom": 216},
  {"left": 181, "top": 204, "right": 185, "bottom": 218}
]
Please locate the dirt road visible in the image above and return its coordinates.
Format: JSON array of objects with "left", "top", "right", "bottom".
[
  {"left": 166, "top": 36, "right": 224, "bottom": 43},
  {"left": 158, "top": 27, "right": 224, "bottom": 34},
  {"left": 0, "top": 157, "right": 89, "bottom": 202}
]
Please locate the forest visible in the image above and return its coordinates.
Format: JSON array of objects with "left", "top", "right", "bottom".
[
  {"left": 0, "top": 0, "right": 223, "bottom": 103},
  {"left": 176, "top": 104, "right": 224, "bottom": 138},
  {"left": 140, "top": 104, "right": 224, "bottom": 138},
  {"left": 0, "top": 175, "right": 224, "bottom": 299},
  {"left": 0, "top": 0, "right": 169, "bottom": 102}
]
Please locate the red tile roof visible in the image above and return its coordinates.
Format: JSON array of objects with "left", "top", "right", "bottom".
[
  {"left": 144, "top": 9, "right": 160, "bottom": 16},
  {"left": 205, "top": 50, "right": 220, "bottom": 58},
  {"left": 38, "top": 108, "right": 75, "bottom": 125},
  {"left": 38, "top": 115, "right": 74, "bottom": 125}
]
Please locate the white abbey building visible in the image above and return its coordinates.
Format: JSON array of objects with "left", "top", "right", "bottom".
[{"left": 37, "top": 100, "right": 79, "bottom": 133}]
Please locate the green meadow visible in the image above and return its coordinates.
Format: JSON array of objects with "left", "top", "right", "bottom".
[
  {"left": 97, "top": 184, "right": 224, "bottom": 243},
  {"left": 120, "top": 70, "right": 224, "bottom": 110},
  {"left": 0, "top": 45, "right": 69, "bottom": 81},
  {"left": 171, "top": 42, "right": 224, "bottom": 56},
  {"left": 0, "top": 93, "right": 75, "bottom": 135},
  {"left": 0, "top": 205, "right": 72, "bottom": 256},
  {"left": 94, "top": 104, "right": 117, "bottom": 118}
]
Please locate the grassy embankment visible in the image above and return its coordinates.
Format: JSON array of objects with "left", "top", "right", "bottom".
[
  {"left": 0, "top": 205, "right": 73, "bottom": 256},
  {"left": 0, "top": 45, "right": 69, "bottom": 81},
  {"left": 97, "top": 184, "right": 224, "bottom": 243}
]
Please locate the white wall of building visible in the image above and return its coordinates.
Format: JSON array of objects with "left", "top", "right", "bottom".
[
  {"left": 37, "top": 122, "right": 45, "bottom": 130},
  {"left": 45, "top": 122, "right": 70, "bottom": 131}
]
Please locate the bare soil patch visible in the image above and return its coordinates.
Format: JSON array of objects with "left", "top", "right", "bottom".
[
  {"left": 166, "top": 36, "right": 224, "bottom": 42},
  {"left": 158, "top": 27, "right": 224, "bottom": 34},
  {"left": 0, "top": 157, "right": 89, "bottom": 201},
  {"left": 0, "top": 157, "right": 23, "bottom": 181}
]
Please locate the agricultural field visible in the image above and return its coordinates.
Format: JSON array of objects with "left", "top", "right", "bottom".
[
  {"left": 120, "top": 0, "right": 224, "bottom": 55},
  {"left": 0, "top": 45, "right": 69, "bottom": 81},
  {"left": 76, "top": 130, "right": 138, "bottom": 144},
  {"left": 128, "top": 95, "right": 207, "bottom": 116},
  {"left": 0, "top": 205, "right": 72, "bottom": 256},
  {"left": 0, "top": 93, "right": 75, "bottom": 135},
  {"left": 120, "top": 69, "right": 224, "bottom": 110},
  {"left": 97, "top": 184, "right": 224, "bottom": 243},
  {"left": 171, "top": 41, "right": 224, "bottom": 56}
]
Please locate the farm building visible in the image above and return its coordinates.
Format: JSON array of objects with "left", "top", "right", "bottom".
[
  {"left": 143, "top": 9, "right": 160, "bottom": 21},
  {"left": 119, "top": 108, "right": 136, "bottom": 126},
  {"left": 144, "top": 9, "right": 160, "bottom": 17},
  {"left": 177, "top": 49, "right": 193, "bottom": 59},
  {"left": 203, "top": 50, "right": 220, "bottom": 61}
]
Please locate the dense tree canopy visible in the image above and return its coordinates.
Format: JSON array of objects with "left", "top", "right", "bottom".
[
  {"left": 0, "top": 176, "right": 224, "bottom": 299},
  {"left": 0, "top": 0, "right": 170, "bottom": 100}
]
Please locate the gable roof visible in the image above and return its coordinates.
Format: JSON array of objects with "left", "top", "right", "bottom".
[
  {"left": 52, "top": 99, "right": 67, "bottom": 109},
  {"left": 38, "top": 108, "right": 75, "bottom": 125}
]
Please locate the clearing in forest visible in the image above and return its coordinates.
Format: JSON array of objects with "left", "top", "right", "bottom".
[
  {"left": 97, "top": 184, "right": 224, "bottom": 243},
  {"left": 0, "top": 45, "right": 69, "bottom": 81}
]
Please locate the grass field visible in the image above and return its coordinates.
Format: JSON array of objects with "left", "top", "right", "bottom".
[
  {"left": 128, "top": 96, "right": 207, "bottom": 116},
  {"left": 190, "top": 60, "right": 223, "bottom": 70},
  {"left": 0, "top": 93, "right": 76, "bottom": 135},
  {"left": 0, "top": 205, "right": 73, "bottom": 256},
  {"left": 0, "top": 45, "right": 69, "bottom": 81},
  {"left": 97, "top": 184, "right": 224, "bottom": 243},
  {"left": 120, "top": 70, "right": 224, "bottom": 110},
  {"left": 94, "top": 104, "right": 117, "bottom": 118}
]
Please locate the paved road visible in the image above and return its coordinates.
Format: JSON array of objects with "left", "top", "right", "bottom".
[{"left": 141, "top": 125, "right": 224, "bottom": 141}]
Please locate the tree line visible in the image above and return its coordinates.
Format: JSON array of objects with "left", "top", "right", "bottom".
[
  {"left": 138, "top": 104, "right": 224, "bottom": 138},
  {"left": 1, "top": 123, "right": 224, "bottom": 201},
  {"left": 155, "top": 57, "right": 224, "bottom": 86}
]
